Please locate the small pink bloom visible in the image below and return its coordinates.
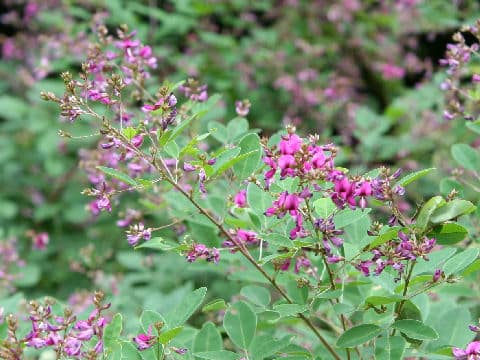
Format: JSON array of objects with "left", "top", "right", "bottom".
[
  {"left": 234, "top": 190, "right": 247, "bottom": 207},
  {"left": 32, "top": 232, "right": 49, "bottom": 250}
]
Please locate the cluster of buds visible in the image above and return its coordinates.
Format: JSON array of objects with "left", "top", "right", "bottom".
[
  {"left": 440, "top": 21, "right": 480, "bottom": 121},
  {"left": 314, "top": 217, "right": 345, "bottom": 263},
  {"left": 235, "top": 99, "right": 251, "bottom": 117},
  {"left": 1, "top": 292, "right": 111, "bottom": 359},
  {"left": 126, "top": 223, "right": 152, "bottom": 246},
  {"left": 223, "top": 229, "right": 261, "bottom": 252},
  {"left": 356, "top": 231, "right": 436, "bottom": 280},
  {"left": 142, "top": 90, "right": 178, "bottom": 130},
  {"left": 185, "top": 243, "right": 220, "bottom": 264},
  {"left": 274, "top": 255, "right": 312, "bottom": 274},
  {"left": 178, "top": 78, "right": 208, "bottom": 102}
]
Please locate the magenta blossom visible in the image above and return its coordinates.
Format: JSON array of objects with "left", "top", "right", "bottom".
[
  {"left": 133, "top": 326, "right": 157, "bottom": 350},
  {"left": 453, "top": 341, "right": 480, "bottom": 359},
  {"left": 32, "top": 232, "right": 49, "bottom": 250},
  {"left": 234, "top": 190, "right": 247, "bottom": 207}
]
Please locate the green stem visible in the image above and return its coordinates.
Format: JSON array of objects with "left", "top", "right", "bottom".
[{"left": 391, "top": 261, "right": 416, "bottom": 336}]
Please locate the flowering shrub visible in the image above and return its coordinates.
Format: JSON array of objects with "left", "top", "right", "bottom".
[{"left": 2, "top": 3, "right": 480, "bottom": 360}]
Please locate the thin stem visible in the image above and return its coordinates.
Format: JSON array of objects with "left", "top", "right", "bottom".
[
  {"left": 304, "top": 198, "right": 352, "bottom": 360},
  {"left": 391, "top": 261, "right": 416, "bottom": 336},
  {"left": 105, "top": 125, "right": 342, "bottom": 360}
]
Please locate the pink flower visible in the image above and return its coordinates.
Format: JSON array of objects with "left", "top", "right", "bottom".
[
  {"left": 453, "top": 341, "right": 480, "bottom": 359},
  {"left": 279, "top": 134, "right": 302, "bottom": 155},
  {"left": 234, "top": 190, "right": 247, "bottom": 207},
  {"left": 32, "top": 232, "right": 49, "bottom": 250},
  {"left": 380, "top": 63, "right": 405, "bottom": 80},
  {"left": 133, "top": 326, "right": 157, "bottom": 350}
]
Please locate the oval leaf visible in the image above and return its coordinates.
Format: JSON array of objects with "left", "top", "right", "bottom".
[
  {"left": 430, "top": 200, "right": 476, "bottom": 223},
  {"left": 336, "top": 324, "right": 383, "bottom": 348},
  {"left": 451, "top": 144, "right": 480, "bottom": 172},
  {"left": 223, "top": 301, "right": 257, "bottom": 349},
  {"left": 96, "top": 166, "right": 137, "bottom": 186},
  {"left": 391, "top": 320, "right": 438, "bottom": 340},
  {"left": 443, "top": 248, "right": 479, "bottom": 275},
  {"left": 427, "top": 223, "right": 468, "bottom": 245}
]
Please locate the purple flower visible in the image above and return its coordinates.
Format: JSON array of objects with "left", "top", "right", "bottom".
[
  {"left": 279, "top": 134, "right": 302, "bottom": 155},
  {"left": 32, "top": 232, "right": 49, "bottom": 250},
  {"left": 64, "top": 337, "right": 82, "bottom": 356},
  {"left": 235, "top": 99, "right": 251, "bottom": 117},
  {"left": 453, "top": 341, "right": 480, "bottom": 359},
  {"left": 133, "top": 326, "right": 157, "bottom": 350},
  {"left": 234, "top": 190, "right": 247, "bottom": 207}
]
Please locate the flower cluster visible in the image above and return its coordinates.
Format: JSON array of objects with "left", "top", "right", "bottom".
[
  {"left": 261, "top": 130, "right": 405, "bottom": 266},
  {"left": 223, "top": 229, "right": 261, "bottom": 252},
  {"left": 356, "top": 231, "right": 436, "bottom": 280},
  {"left": 440, "top": 21, "right": 480, "bottom": 121},
  {"left": 314, "top": 217, "right": 345, "bottom": 263},
  {"left": 133, "top": 323, "right": 187, "bottom": 354},
  {"left": 0, "top": 238, "right": 26, "bottom": 295},
  {"left": 1, "top": 292, "right": 110, "bottom": 359},
  {"left": 126, "top": 223, "right": 152, "bottom": 246},
  {"left": 453, "top": 321, "right": 480, "bottom": 359},
  {"left": 178, "top": 78, "right": 208, "bottom": 102},
  {"left": 185, "top": 243, "right": 220, "bottom": 264}
]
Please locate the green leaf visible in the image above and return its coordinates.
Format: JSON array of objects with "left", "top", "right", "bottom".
[
  {"left": 214, "top": 150, "right": 258, "bottom": 177},
  {"left": 223, "top": 301, "right": 257, "bottom": 349},
  {"left": 395, "top": 300, "right": 421, "bottom": 321},
  {"left": 365, "top": 296, "right": 404, "bottom": 307},
  {"left": 336, "top": 324, "right": 383, "bottom": 348},
  {"left": 427, "top": 223, "right": 468, "bottom": 245},
  {"left": 194, "top": 322, "right": 223, "bottom": 353},
  {"left": 96, "top": 166, "right": 137, "bottom": 186},
  {"left": 121, "top": 342, "right": 141, "bottom": 359},
  {"left": 334, "top": 208, "right": 371, "bottom": 228},
  {"left": 396, "top": 168, "right": 435, "bottom": 187},
  {"left": 240, "top": 285, "right": 271, "bottom": 308},
  {"left": 272, "top": 304, "right": 308, "bottom": 318},
  {"left": 391, "top": 320, "right": 438, "bottom": 340},
  {"left": 367, "top": 227, "right": 401, "bottom": 250},
  {"left": 208, "top": 121, "right": 228, "bottom": 143},
  {"left": 247, "top": 183, "right": 273, "bottom": 219},
  {"left": 466, "top": 120, "right": 480, "bottom": 135},
  {"left": 104, "top": 313, "right": 123, "bottom": 349},
  {"left": 451, "top": 143, "right": 480, "bottom": 172},
  {"left": 202, "top": 299, "right": 227, "bottom": 313},
  {"left": 249, "top": 334, "right": 293, "bottom": 360},
  {"left": 194, "top": 351, "right": 241, "bottom": 360},
  {"left": 443, "top": 248, "right": 479, "bottom": 275},
  {"left": 430, "top": 307, "right": 475, "bottom": 348},
  {"left": 430, "top": 200, "right": 476, "bottom": 223},
  {"left": 140, "top": 310, "right": 165, "bottom": 334},
  {"left": 158, "top": 326, "right": 183, "bottom": 345},
  {"left": 135, "top": 237, "right": 184, "bottom": 252},
  {"left": 165, "top": 287, "right": 207, "bottom": 327},
  {"left": 313, "top": 198, "right": 336, "bottom": 219},
  {"left": 164, "top": 140, "right": 179, "bottom": 158},
  {"left": 462, "top": 259, "right": 480, "bottom": 276},
  {"left": 122, "top": 126, "right": 137, "bottom": 140},
  {"left": 415, "top": 196, "right": 445, "bottom": 231},
  {"left": 233, "top": 133, "right": 262, "bottom": 180},
  {"left": 375, "top": 335, "right": 406, "bottom": 360}
]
